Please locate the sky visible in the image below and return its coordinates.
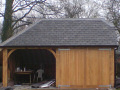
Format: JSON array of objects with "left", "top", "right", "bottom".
[
  {"left": 0, "top": 0, "right": 58, "bottom": 22},
  {"left": 0, "top": 0, "right": 5, "bottom": 22},
  {"left": 0, "top": 0, "right": 106, "bottom": 23}
]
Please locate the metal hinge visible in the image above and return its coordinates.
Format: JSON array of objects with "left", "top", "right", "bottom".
[
  {"left": 99, "top": 85, "right": 112, "bottom": 88},
  {"left": 58, "top": 49, "right": 70, "bottom": 51},
  {"left": 58, "top": 85, "right": 70, "bottom": 88},
  {"left": 99, "top": 48, "right": 111, "bottom": 51}
]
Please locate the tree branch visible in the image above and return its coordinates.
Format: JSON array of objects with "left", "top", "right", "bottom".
[
  {"left": 13, "top": 0, "right": 46, "bottom": 12},
  {"left": 13, "top": 23, "right": 31, "bottom": 31},
  {"left": 12, "top": 4, "right": 36, "bottom": 28},
  {"left": 13, "top": 2, "right": 35, "bottom": 12},
  {"left": 0, "top": 13, "right": 4, "bottom": 17},
  {"left": 12, "top": 0, "right": 23, "bottom": 10}
]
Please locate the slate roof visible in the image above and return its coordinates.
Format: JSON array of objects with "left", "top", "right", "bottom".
[{"left": 0, "top": 18, "right": 118, "bottom": 47}]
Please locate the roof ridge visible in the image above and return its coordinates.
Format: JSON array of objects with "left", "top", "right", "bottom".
[
  {"left": 41, "top": 18, "right": 115, "bottom": 27},
  {"left": 35, "top": 18, "right": 105, "bottom": 21}
]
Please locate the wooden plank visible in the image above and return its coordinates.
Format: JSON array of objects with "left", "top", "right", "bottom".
[
  {"left": 56, "top": 49, "right": 60, "bottom": 87},
  {"left": 56, "top": 50, "right": 58, "bottom": 87},
  {"left": 77, "top": 49, "right": 85, "bottom": 87},
  {"left": 84, "top": 48, "right": 87, "bottom": 88},
  {"left": 66, "top": 50, "right": 70, "bottom": 85},
  {"left": 110, "top": 48, "right": 114, "bottom": 87},
  {"left": 69, "top": 50, "right": 75, "bottom": 85},
  {"left": 59, "top": 49, "right": 68, "bottom": 87},
  {"left": 100, "top": 50, "right": 110, "bottom": 85},
  {"left": 86, "top": 48, "right": 99, "bottom": 86},
  {"left": 3, "top": 49, "right": 8, "bottom": 87}
]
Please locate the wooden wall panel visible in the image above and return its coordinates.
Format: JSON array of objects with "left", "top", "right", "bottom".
[
  {"left": 69, "top": 49, "right": 85, "bottom": 87},
  {"left": 56, "top": 50, "right": 60, "bottom": 87},
  {"left": 76, "top": 49, "right": 85, "bottom": 87},
  {"left": 61, "top": 50, "right": 69, "bottom": 85},
  {"left": 56, "top": 47, "right": 115, "bottom": 88},
  {"left": 99, "top": 50, "right": 110, "bottom": 85},
  {"left": 110, "top": 49, "right": 114, "bottom": 86},
  {"left": 56, "top": 48, "right": 85, "bottom": 88},
  {"left": 98, "top": 48, "right": 114, "bottom": 87},
  {"left": 86, "top": 48, "right": 99, "bottom": 87}
]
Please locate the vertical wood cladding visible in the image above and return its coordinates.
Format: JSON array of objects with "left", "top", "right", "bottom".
[{"left": 56, "top": 47, "right": 114, "bottom": 88}]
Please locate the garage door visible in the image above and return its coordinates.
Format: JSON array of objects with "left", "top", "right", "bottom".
[{"left": 56, "top": 47, "right": 114, "bottom": 88}]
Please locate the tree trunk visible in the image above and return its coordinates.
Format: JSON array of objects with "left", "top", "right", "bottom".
[{"left": 2, "top": 0, "right": 14, "bottom": 42}]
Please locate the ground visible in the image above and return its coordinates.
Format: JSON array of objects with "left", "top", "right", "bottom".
[
  {"left": 0, "top": 83, "right": 117, "bottom": 90},
  {"left": 0, "top": 84, "right": 56, "bottom": 90}
]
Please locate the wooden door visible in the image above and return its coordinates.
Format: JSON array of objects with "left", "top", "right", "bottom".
[
  {"left": 56, "top": 47, "right": 114, "bottom": 88},
  {"left": 56, "top": 48, "right": 85, "bottom": 88},
  {"left": 86, "top": 48, "right": 99, "bottom": 88}
]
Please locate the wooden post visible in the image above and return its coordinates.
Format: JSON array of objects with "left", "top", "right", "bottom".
[
  {"left": 56, "top": 49, "right": 59, "bottom": 87},
  {"left": 3, "top": 49, "right": 8, "bottom": 87}
]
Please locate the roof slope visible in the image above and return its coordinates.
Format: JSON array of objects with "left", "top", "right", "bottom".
[{"left": 0, "top": 18, "right": 118, "bottom": 47}]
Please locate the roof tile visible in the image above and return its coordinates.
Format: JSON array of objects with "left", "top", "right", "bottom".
[{"left": 0, "top": 18, "right": 118, "bottom": 46}]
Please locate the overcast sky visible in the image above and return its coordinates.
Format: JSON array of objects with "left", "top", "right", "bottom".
[
  {"left": 0, "top": 0, "right": 105, "bottom": 23},
  {"left": 0, "top": 0, "right": 5, "bottom": 22}
]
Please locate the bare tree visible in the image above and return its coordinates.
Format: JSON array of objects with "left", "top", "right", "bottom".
[
  {"left": 59, "top": 0, "right": 84, "bottom": 18},
  {"left": 82, "top": 0, "right": 102, "bottom": 18},
  {"left": 104, "top": 0, "right": 120, "bottom": 32},
  {"left": 58, "top": 0, "right": 102, "bottom": 18},
  {"left": 1, "top": 0, "right": 46, "bottom": 42},
  {"left": 0, "top": 1, "right": 3, "bottom": 17},
  {"left": 33, "top": 1, "right": 63, "bottom": 18}
]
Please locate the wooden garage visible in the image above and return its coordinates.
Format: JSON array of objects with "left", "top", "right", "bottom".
[{"left": 0, "top": 18, "right": 118, "bottom": 89}]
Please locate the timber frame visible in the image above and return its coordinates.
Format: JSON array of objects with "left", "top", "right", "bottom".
[
  {"left": 0, "top": 19, "right": 118, "bottom": 88},
  {"left": 1, "top": 46, "right": 116, "bottom": 88},
  {"left": 2, "top": 47, "right": 57, "bottom": 87},
  {"left": 2, "top": 46, "right": 116, "bottom": 88}
]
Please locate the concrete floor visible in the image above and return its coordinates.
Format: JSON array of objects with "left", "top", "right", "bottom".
[
  {"left": 0, "top": 83, "right": 116, "bottom": 90},
  {"left": 0, "top": 86, "right": 116, "bottom": 90}
]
